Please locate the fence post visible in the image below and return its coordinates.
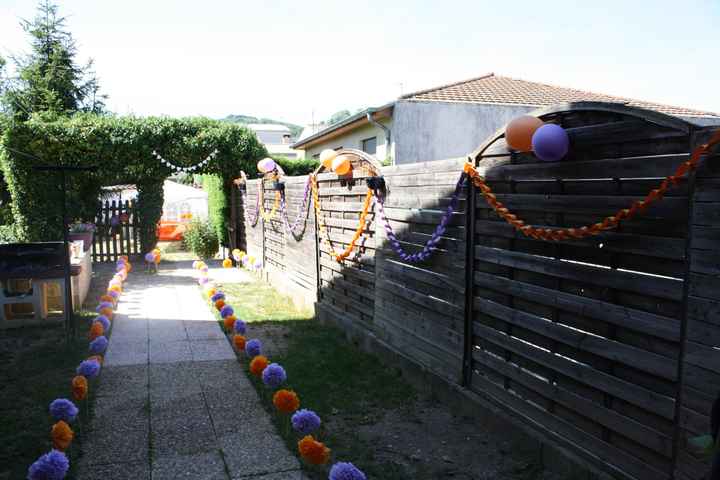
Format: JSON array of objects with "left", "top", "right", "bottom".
[{"left": 462, "top": 158, "right": 476, "bottom": 387}]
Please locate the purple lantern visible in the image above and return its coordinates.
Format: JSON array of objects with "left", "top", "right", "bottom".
[{"left": 531, "top": 124, "right": 569, "bottom": 162}]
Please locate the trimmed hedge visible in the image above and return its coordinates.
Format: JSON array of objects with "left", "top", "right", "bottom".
[
  {"left": 0, "top": 113, "right": 265, "bottom": 251},
  {"left": 273, "top": 155, "right": 319, "bottom": 176},
  {"left": 200, "top": 173, "right": 228, "bottom": 245}
]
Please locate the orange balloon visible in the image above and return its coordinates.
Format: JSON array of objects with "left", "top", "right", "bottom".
[
  {"left": 505, "top": 115, "right": 544, "bottom": 152},
  {"left": 319, "top": 149, "right": 337, "bottom": 170},
  {"left": 332, "top": 155, "right": 352, "bottom": 176}
]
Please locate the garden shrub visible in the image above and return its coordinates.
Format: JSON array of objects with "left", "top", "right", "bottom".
[
  {"left": 200, "top": 173, "right": 228, "bottom": 245},
  {"left": 0, "top": 113, "right": 266, "bottom": 250},
  {"left": 183, "top": 219, "right": 219, "bottom": 259},
  {"left": 272, "top": 155, "right": 319, "bottom": 176}
]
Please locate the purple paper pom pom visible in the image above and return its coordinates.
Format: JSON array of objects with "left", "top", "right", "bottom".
[
  {"left": 329, "top": 462, "right": 367, "bottom": 480},
  {"left": 77, "top": 359, "right": 101, "bottom": 379},
  {"left": 96, "top": 302, "right": 113, "bottom": 312},
  {"left": 261, "top": 363, "right": 287, "bottom": 388},
  {"left": 220, "top": 305, "right": 234, "bottom": 318},
  {"left": 144, "top": 252, "right": 155, "bottom": 262},
  {"left": 200, "top": 265, "right": 209, "bottom": 273},
  {"left": 245, "top": 339, "right": 261, "bottom": 358},
  {"left": 233, "top": 319, "right": 246, "bottom": 335},
  {"left": 199, "top": 277, "right": 209, "bottom": 285},
  {"left": 291, "top": 409, "right": 321, "bottom": 435},
  {"left": 211, "top": 292, "right": 226, "bottom": 302},
  {"left": 94, "top": 315, "right": 110, "bottom": 331},
  {"left": 27, "top": 449, "right": 69, "bottom": 480},
  {"left": 89, "top": 335, "right": 108, "bottom": 354},
  {"left": 108, "top": 290, "right": 120, "bottom": 299},
  {"left": 115, "top": 264, "right": 127, "bottom": 272},
  {"left": 49, "top": 398, "right": 78, "bottom": 423}
]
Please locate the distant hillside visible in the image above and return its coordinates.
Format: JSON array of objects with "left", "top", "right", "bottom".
[{"left": 222, "top": 115, "right": 303, "bottom": 139}]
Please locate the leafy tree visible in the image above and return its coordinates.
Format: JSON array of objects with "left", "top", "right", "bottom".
[
  {"left": 327, "top": 109, "right": 352, "bottom": 125},
  {"left": 2, "top": 0, "right": 107, "bottom": 119}
]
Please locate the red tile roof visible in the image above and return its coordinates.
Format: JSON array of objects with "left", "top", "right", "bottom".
[{"left": 401, "top": 73, "right": 719, "bottom": 118}]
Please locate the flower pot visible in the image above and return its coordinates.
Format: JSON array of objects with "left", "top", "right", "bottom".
[{"left": 69, "top": 232, "right": 93, "bottom": 251}]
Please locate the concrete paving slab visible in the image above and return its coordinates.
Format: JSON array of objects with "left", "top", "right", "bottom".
[
  {"left": 76, "top": 461, "right": 151, "bottom": 480},
  {"left": 152, "top": 451, "right": 229, "bottom": 480},
  {"left": 79, "top": 426, "right": 149, "bottom": 468},
  {"left": 91, "top": 396, "right": 149, "bottom": 432},
  {"left": 97, "top": 364, "right": 148, "bottom": 394},
  {"left": 149, "top": 340, "right": 193, "bottom": 364},
  {"left": 220, "top": 431, "right": 299, "bottom": 478},
  {"left": 190, "top": 339, "right": 237, "bottom": 362},
  {"left": 186, "top": 321, "right": 228, "bottom": 340},
  {"left": 237, "top": 471, "right": 309, "bottom": 480}
]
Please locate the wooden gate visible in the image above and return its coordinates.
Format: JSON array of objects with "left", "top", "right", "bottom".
[
  {"left": 92, "top": 199, "right": 140, "bottom": 262},
  {"left": 467, "top": 103, "right": 699, "bottom": 480}
]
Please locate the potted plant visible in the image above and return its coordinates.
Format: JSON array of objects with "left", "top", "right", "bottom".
[{"left": 68, "top": 221, "right": 96, "bottom": 251}]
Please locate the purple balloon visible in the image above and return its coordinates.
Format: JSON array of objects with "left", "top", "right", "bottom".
[{"left": 532, "top": 124, "right": 569, "bottom": 162}]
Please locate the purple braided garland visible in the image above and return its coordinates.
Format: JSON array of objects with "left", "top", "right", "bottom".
[
  {"left": 375, "top": 173, "right": 466, "bottom": 263},
  {"left": 242, "top": 187, "right": 261, "bottom": 227},
  {"left": 280, "top": 178, "right": 312, "bottom": 237}
]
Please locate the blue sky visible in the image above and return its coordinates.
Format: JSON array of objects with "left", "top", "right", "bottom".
[{"left": 1, "top": 0, "right": 718, "bottom": 125}]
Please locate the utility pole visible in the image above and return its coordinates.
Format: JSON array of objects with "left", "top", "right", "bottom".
[{"left": 33, "top": 164, "right": 97, "bottom": 343}]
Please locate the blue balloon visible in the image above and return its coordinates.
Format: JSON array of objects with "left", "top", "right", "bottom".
[{"left": 532, "top": 124, "right": 569, "bottom": 161}]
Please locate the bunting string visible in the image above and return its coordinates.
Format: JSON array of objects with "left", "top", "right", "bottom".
[{"left": 153, "top": 148, "right": 218, "bottom": 173}]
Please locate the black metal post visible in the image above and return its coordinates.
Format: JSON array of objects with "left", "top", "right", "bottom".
[
  {"left": 34, "top": 165, "right": 97, "bottom": 344},
  {"left": 60, "top": 169, "right": 73, "bottom": 340}
]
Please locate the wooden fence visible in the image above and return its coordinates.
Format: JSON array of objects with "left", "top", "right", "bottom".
[
  {"left": 240, "top": 102, "right": 720, "bottom": 480},
  {"left": 92, "top": 199, "right": 140, "bottom": 262}
]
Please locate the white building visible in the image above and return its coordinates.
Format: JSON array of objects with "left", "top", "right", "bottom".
[
  {"left": 292, "top": 73, "right": 720, "bottom": 165},
  {"left": 246, "top": 124, "right": 300, "bottom": 159}
]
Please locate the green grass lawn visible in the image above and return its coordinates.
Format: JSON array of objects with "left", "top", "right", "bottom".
[
  {"left": 214, "top": 278, "right": 416, "bottom": 480},
  {"left": 0, "top": 266, "right": 115, "bottom": 480}
]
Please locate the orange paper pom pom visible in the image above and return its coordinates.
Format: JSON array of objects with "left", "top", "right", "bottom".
[
  {"left": 222, "top": 258, "right": 232, "bottom": 268},
  {"left": 223, "top": 315, "right": 237, "bottom": 332},
  {"left": 100, "top": 294, "right": 114, "bottom": 304},
  {"left": 108, "top": 285, "right": 122, "bottom": 293},
  {"left": 71, "top": 375, "right": 88, "bottom": 401},
  {"left": 89, "top": 322, "right": 104, "bottom": 340},
  {"left": 298, "top": 435, "right": 330, "bottom": 465},
  {"left": 273, "top": 389, "right": 300, "bottom": 414},
  {"left": 250, "top": 355, "right": 269, "bottom": 376},
  {"left": 215, "top": 299, "right": 225, "bottom": 310},
  {"left": 100, "top": 307, "right": 113, "bottom": 319},
  {"left": 51, "top": 420, "right": 74, "bottom": 451},
  {"left": 233, "top": 334, "right": 246, "bottom": 351}
]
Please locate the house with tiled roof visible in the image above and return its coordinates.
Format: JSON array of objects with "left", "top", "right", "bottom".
[{"left": 292, "top": 73, "right": 720, "bottom": 164}]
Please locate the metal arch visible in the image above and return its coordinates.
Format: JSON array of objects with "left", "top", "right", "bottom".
[{"left": 468, "top": 101, "right": 694, "bottom": 166}]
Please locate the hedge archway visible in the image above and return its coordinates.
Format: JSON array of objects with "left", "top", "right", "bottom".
[{"left": 0, "top": 113, "right": 267, "bottom": 251}]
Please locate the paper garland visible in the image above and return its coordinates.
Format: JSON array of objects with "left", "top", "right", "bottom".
[{"left": 152, "top": 148, "right": 218, "bottom": 174}]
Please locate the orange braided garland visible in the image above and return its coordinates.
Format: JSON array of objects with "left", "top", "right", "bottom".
[
  {"left": 311, "top": 174, "right": 374, "bottom": 262},
  {"left": 465, "top": 130, "right": 720, "bottom": 241},
  {"left": 259, "top": 184, "right": 281, "bottom": 222}
]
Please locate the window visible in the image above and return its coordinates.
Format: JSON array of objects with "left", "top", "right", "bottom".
[{"left": 361, "top": 137, "right": 377, "bottom": 155}]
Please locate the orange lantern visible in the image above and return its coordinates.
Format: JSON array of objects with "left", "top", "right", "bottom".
[
  {"left": 505, "top": 115, "right": 544, "bottom": 152},
  {"left": 331, "top": 155, "right": 352, "bottom": 176}
]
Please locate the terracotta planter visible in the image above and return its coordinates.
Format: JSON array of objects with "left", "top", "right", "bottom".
[{"left": 69, "top": 231, "right": 93, "bottom": 251}]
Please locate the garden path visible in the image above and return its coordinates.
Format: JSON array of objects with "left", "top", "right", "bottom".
[{"left": 76, "top": 261, "right": 304, "bottom": 480}]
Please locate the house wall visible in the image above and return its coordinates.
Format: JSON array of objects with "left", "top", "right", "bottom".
[
  {"left": 301, "top": 118, "right": 393, "bottom": 163},
  {"left": 393, "top": 100, "right": 535, "bottom": 164}
]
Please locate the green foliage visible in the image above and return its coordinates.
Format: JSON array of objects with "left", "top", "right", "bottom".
[
  {"left": 327, "top": 109, "right": 352, "bottom": 125},
  {"left": 2, "top": 1, "right": 106, "bottom": 119},
  {"left": 272, "top": 155, "right": 319, "bottom": 176},
  {"left": 201, "top": 173, "right": 228, "bottom": 245},
  {"left": 0, "top": 114, "right": 266, "bottom": 244},
  {"left": 0, "top": 224, "right": 19, "bottom": 244},
  {"left": 183, "top": 219, "right": 219, "bottom": 260},
  {"left": 222, "top": 114, "right": 302, "bottom": 138}
]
